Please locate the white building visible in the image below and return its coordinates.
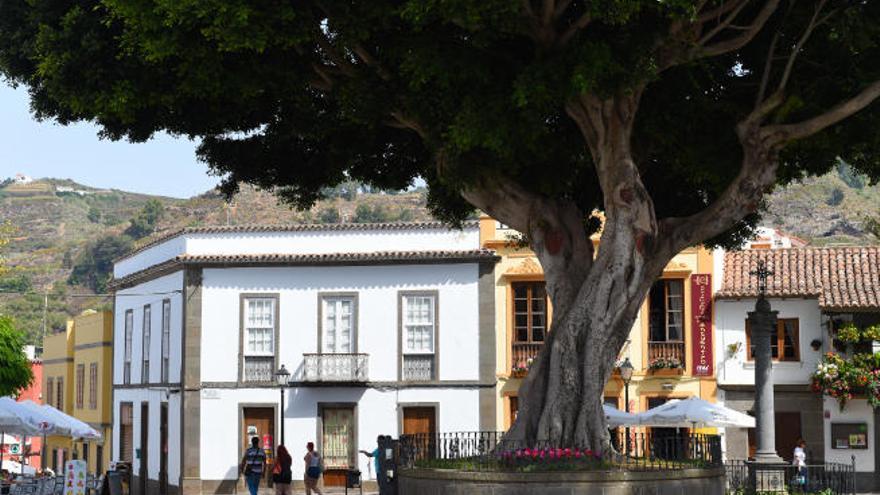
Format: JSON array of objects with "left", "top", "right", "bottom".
[
  {"left": 714, "top": 246, "right": 880, "bottom": 492},
  {"left": 109, "top": 222, "right": 498, "bottom": 495}
]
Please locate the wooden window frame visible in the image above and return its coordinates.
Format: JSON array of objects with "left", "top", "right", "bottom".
[
  {"left": 46, "top": 377, "right": 54, "bottom": 408},
  {"left": 511, "top": 282, "right": 548, "bottom": 344},
  {"left": 745, "top": 318, "right": 800, "bottom": 362},
  {"left": 142, "top": 305, "right": 151, "bottom": 384},
  {"left": 161, "top": 299, "right": 171, "bottom": 382},
  {"left": 75, "top": 364, "right": 85, "bottom": 409},
  {"left": 89, "top": 363, "right": 98, "bottom": 410},
  {"left": 56, "top": 377, "right": 64, "bottom": 411},
  {"left": 398, "top": 291, "right": 440, "bottom": 382},
  {"left": 124, "top": 309, "right": 133, "bottom": 385},
  {"left": 238, "top": 294, "right": 280, "bottom": 384},
  {"left": 649, "top": 279, "right": 685, "bottom": 343},
  {"left": 119, "top": 402, "right": 133, "bottom": 462}
]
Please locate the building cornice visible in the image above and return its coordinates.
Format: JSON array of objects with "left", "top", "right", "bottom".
[{"left": 110, "top": 249, "right": 500, "bottom": 291}]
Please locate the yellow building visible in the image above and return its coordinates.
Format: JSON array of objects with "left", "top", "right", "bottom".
[
  {"left": 42, "top": 310, "right": 113, "bottom": 475},
  {"left": 480, "top": 216, "right": 718, "bottom": 430}
]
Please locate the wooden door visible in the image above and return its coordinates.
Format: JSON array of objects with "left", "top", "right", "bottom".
[
  {"left": 402, "top": 407, "right": 436, "bottom": 435},
  {"left": 159, "top": 404, "right": 168, "bottom": 495},
  {"left": 241, "top": 408, "right": 275, "bottom": 490},
  {"left": 322, "top": 407, "right": 355, "bottom": 487},
  {"left": 747, "top": 412, "right": 802, "bottom": 461},
  {"left": 139, "top": 403, "right": 148, "bottom": 495}
]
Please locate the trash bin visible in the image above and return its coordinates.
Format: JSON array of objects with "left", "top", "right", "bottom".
[{"left": 345, "top": 469, "right": 362, "bottom": 494}]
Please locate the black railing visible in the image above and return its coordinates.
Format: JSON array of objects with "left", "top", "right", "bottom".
[
  {"left": 724, "top": 459, "right": 856, "bottom": 495},
  {"left": 397, "top": 431, "right": 722, "bottom": 472}
]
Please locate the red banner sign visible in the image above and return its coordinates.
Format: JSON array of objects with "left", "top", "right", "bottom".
[{"left": 691, "top": 274, "right": 713, "bottom": 377}]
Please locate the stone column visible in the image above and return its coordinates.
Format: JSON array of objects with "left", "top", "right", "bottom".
[{"left": 748, "top": 295, "right": 782, "bottom": 463}]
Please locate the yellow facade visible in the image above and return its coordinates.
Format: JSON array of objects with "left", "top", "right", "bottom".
[
  {"left": 42, "top": 310, "right": 113, "bottom": 474},
  {"left": 480, "top": 216, "right": 718, "bottom": 431}
]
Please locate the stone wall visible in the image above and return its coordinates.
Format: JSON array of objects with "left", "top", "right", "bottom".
[{"left": 398, "top": 467, "right": 725, "bottom": 495}]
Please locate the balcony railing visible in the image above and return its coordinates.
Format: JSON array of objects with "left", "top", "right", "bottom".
[
  {"left": 647, "top": 341, "right": 685, "bottom": 367},
  {"left": 302, "top": 353, "right": 369, "bottom": 383},
  {"left": 511, "top": 342, "right": 543, "bottom": 374}
]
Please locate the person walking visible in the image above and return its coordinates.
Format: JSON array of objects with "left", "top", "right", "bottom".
[
  {"left": 239, "top": 436, "right": 266, "bottom": 495},
  {"left": 303, "top": 442, "right": 324, "bottom": 495},
  {"left": 272, "top": 445, "right": 293, "bottom": 495},
  {"left": 359, "top": 436, "right": 384, "bottom": 482},
  {"left": 792, "top": 439, "right": 807, "bottom": 487}
]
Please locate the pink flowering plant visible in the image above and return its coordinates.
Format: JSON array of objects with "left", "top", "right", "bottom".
[
  {"left": 812, "top": 352, "right": 880, "bottom": 408},
  {"left": 647, "top": 357, "right": 682, "bottom": 371},
  {"left": 511, "top": 357, "right": 534, "bottom": 375},
  {"left": 493, "top": 446, "right": 608, "bottom": 472}
]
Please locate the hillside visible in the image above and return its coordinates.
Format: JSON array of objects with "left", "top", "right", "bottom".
[
  {"left": 0, "top": 178, "right": 431, "bottom": 344},
  {"left": 0, "top": 166, "right": 877, "bottom": 345}
]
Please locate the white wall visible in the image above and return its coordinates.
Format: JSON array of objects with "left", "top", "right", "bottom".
[
  {"left": 199, "top": 264, "right": 480, "bottom": 384},
  {"left": 113, "top": 272, "right": 184, "bottom": 385},
  {"left": 715, "top": 298, "right": 824, "bottom": 385},
  {"left": 114, "top": 226, "right": 480, "bottom": 278},
  {"left": 823, "top": 398, "right": 874, "bottom": 472},
  {"left": 199, "top": 386, "right": 480, "bottom": 481},
  {"left": 112, "top": 389, "right": 182, "bottom": 488}
]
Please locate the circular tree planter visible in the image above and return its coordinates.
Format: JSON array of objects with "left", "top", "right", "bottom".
[{"left": 399, "top": 466, "right": 725, "bottom": 495}]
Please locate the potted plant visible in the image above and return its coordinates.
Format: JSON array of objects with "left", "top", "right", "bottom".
[
  {"left": 511, "top": 357, "right": 534, "bottom": 377},
  {"left": 727, "top": 342, "right": 743, "bottom": 358},
  {"left": 647, "top": 357, "right": 683, "bottom": 375}
]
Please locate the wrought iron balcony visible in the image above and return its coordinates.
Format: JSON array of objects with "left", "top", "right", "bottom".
[
  {"left": 302, "top": 353, "right": 369, "bottom": 383},
  {"left": 647, "top": 341, "right": 686, "bottom": 367}
]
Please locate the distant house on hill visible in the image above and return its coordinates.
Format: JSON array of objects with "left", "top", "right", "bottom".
[{"left": 13, "top": 173, "right": 33, "bottom": 184}]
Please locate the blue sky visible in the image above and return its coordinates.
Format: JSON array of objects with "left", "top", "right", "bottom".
[{"left": 0, "top": 83, "right": 219, "bottom": 198}]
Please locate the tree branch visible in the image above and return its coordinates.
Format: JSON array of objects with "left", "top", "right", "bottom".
[
  {"left": 762, "top": 79, "right": 880, "bottom": 145},
  {"left": 776, "top": 0, "right": 831, "bottom": 95},
  {"left": 697, "top": 0, "right": 750, "bottom": 23},
  {"left": 558, "top": 12, "right": 592, "bottom": 46},
  {"left": 697, "top": 0, "right": 751, "bottom": 47},
  {"left": 696, "top": 0, "right": 780, "bottom": 58}
]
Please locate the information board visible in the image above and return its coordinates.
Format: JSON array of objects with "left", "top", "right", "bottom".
[
  {"left": 830, "top": 423, "right": 868, "bottom": 449},
  {"left": 63, "top": 459, "right": 87, "bottom": 495}
]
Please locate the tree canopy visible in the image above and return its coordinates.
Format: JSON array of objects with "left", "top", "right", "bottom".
[
  {"left": 2, "top": 0, "right": 880, "bottom": 447},
  {"left": 0, "top": 1, "right": 876, "bottom": 239},
  {"left": 0, "top": 316, "right": 34, "bottom": 397}
]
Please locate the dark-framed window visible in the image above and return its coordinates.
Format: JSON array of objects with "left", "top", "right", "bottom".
[
  {"left": 119, "top": 402, "right": 133, "bottom": 462},
  {"left": 512, "top": 282, "right": 547, "bottom": 343},
  {"left": 142, "top": 305, "right": 151, "bottom": 383},
  {"left": 124, "top": 310, "right": 133, "bottom": 384},
  {"left": 648, "top": 279, "right": 685, "bottom": 342},
  {"left": 161, "top": 299, "right": 171, "bottom": 382},
  {"left": 75, "top": 364, "right": 85, "bottom": 409},
  {"left": 746, "top": 318, "right": 800, "bottom": 361}
]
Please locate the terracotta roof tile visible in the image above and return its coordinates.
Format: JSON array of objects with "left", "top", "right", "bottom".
[
  {"left": 109, "top": 249, "right": 498, "bottom": 291},
  {"left": 717, "top": 247, "right": 880, "bottom": 310},
  {"left": 116, "top": 221, "right": 479, "bottom": 263}
]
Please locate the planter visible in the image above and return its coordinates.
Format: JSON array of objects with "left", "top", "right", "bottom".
[
  {"left": 510, "top": 370, "right": 528, "bottom": 378},
  {"left": 399, "top": 467, "right": 725, "bottom": 495},
  {"left": 649, "top": 368, "right": 684, "bottom": 376}
]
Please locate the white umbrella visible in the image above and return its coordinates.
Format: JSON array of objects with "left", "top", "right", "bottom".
[
  {"left": 0, "top": 398, "right": 45, "bottom": 436},
  {"left": 10, "top": 400, "right": 68, "bottom": 436},
  {"left": 635, "top": 397, "right": 755, "bottom": 428},
  {"left": 604, "top": 404, "right": 639, "bottom": 427},
  {"left": 28, "top": 402, "right": 101, "bottom": 439},
  {"left": 1, "top": 460, "right": 37, "bottom": 476}
]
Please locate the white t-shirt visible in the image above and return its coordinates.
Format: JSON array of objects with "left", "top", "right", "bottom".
[{"left": 793, "top": 446, "right": 806, "bottom": 467}]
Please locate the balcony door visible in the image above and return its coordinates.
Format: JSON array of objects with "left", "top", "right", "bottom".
[
  {"left": 648, "top": 279, "right": 685, "bottom": 367},
  {"left": 321, "top": 296, "right": 355, "bottom": 353},
  {"left": 511, "top": 282, "right": 547, "bottom": 373},
  {"left": 321, "top": 406, "right": 355, "bottom": 487}
]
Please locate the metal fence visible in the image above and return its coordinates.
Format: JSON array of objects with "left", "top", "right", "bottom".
[
  {"left": 724, "top": 459, "right": 856, "bottom": 495},
  {"left": 397, "top": 431, "right": 722, "bottom": 472}
]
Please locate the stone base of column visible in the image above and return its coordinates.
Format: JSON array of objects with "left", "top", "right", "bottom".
[{"left": 746, "top": 459, "right": 788, "bottom": 493}]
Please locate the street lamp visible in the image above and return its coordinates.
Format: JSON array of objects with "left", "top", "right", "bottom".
[
  {"left": 618, "top": 358, "right": 634, "bottom": 457},
  {"left": 275, "top": 365, "right": 290, "bottom": 446}
]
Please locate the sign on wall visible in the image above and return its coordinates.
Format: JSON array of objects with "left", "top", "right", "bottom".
[
  {"left": 690, "top": 274, "right": 713, "bottom": 377},
  {"left": 64, "top": 459, "right": 87, "bottom": 495}
]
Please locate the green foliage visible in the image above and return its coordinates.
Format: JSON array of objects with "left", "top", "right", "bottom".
[
  {"left": 825, "top": 188, "right": 844, "bottom": 207},
  {"left": 0, "top": 273, "right": 33, "bottom": 293},
  {"left": 68, "top": 234, "right": 133, "bottom": 292},
  {"left": 837, "top": 161, "right": 866, "bottom": 190},
  {"left": 1, "top": 0, "right": 877, "bottom": 248},
  {"left": 87, "top": 204, "right": 102, "bottom": 223},
  {"left": 0, "top": 316, "right": 34, "bottom": 397},
  {"left": 316, "top": 207, "right": 341, "bottom": 224},
  {"left": 835, "top": 322, "right": 880, "bottom": 344},
  {"left": 353, "top": 204, "right": 391, "bottom": 223},
  {"left": 124, "top": 199, "right": 164, "bottom": 239}
]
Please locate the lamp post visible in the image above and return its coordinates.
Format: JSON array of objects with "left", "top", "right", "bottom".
[
  {"left": 618, "top": 358, "right": 634, "bottom": 457},
  {"left": 275, "top": 365, "right": 290, "bottom": 446}
]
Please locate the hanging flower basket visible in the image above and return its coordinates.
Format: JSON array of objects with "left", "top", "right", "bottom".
[{"left": 647, "top": 357, "right": 683, "bottom": 375}]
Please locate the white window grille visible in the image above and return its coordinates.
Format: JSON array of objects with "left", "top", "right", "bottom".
[
  {"left": 124, "top": 310, "right": 133, "bottom": 384},
  {"left": 322, "top": 297, "right": 354, "bottom": 353},
  {"left": 402, "top": 295, "right": 436, "bottom": 381},
  {"left": 243, "top": 297, "right": 276, "bottom": 382},
  {"left": 161, "top": 299, "right": 171, "bottom": 382},
  {"left": 142, "top": 305, "right": 151, "bottom": 383}
]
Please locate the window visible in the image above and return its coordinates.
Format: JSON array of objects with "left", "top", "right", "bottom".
[
  {"left": 322, "top": 296, "right": 355, "bottom": 353},
  {"left": 119, "top": 403, "right": 133, "bottom": 462},
  {"left": 142, "top": 305, "right": 151, "bottom": 383},
  {"left": 746, "top": 318, "right": 800, "bottom": 362},
  {"left": 82, "top": 443, "right": 89, "bottom": 468},
  {"left": 124, "top": 310, "right": 133, "bottom": 384},
  {"left": 89, "top": 363, "right": 98, "bottom": 410},
  {"left": 401, "top": 293, "right": 437, "bottom": 381},
  {"left": 56, "top": 377, "right": 64, "bottom": 411},
  {"left": 46, "top": 377, "right": 54, "bottom": 407},
  {"left": 512, "top": 282, "right": 548, "bottom": 343},
  {"left": 161, "top": 299, "right": 171, "bottom": 382},
  {"left": 648, "top": 279, "right": 684, "bottom": 342},
  {"left": 242, "top": 297, "right": 276, "bottom": 382},
  {"left": 75, "top": 364, "right": 85, "bottom": 409}
]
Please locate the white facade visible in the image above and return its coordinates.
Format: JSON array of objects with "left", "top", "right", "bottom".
[{"left": 111, "top": 223, "right": 495, "bottom": 494}]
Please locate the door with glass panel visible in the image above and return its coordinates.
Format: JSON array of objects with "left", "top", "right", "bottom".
[
  {"left": 321, "top": 296, "right": 356, "bottom": 380},
  {"left": 321, "top": 406, "right": 355, "bottom": 487}
]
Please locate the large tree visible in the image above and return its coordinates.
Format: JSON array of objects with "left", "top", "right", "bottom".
[{"left": 2, "top": 0, "right": 879, "bottom": 449}]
